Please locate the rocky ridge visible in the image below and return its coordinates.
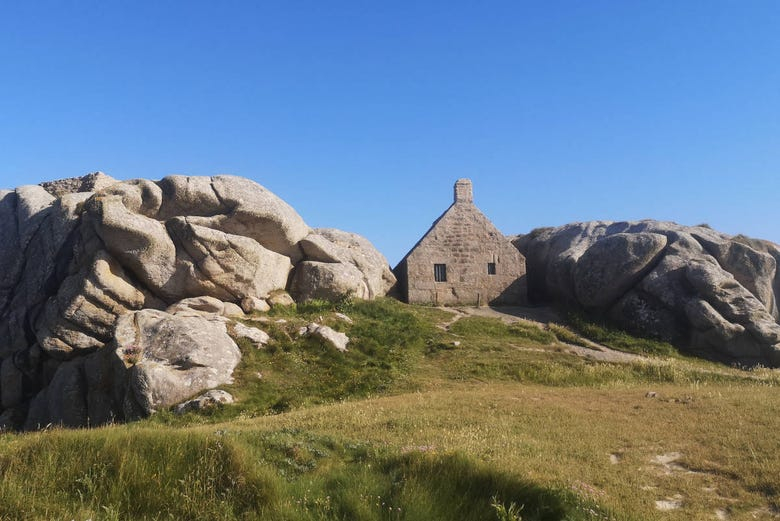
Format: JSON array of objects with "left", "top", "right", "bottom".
[
  {"left": 0, "top": 173, "right": 395, "bottom": 430},
  {"left": 514, "top": 220, "right": 780, "bottom": 367}
]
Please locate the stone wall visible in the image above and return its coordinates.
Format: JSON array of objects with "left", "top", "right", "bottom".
[{"left": 395, "top": 179, "right": 526, "bottom": 306}]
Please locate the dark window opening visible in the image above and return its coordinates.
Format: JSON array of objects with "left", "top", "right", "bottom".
[
  {"left": 434, "top": 264, "right": 447, "bottom": 282},
  {"left": 487, "top": 262, "right": 496, "bottom": 275}
]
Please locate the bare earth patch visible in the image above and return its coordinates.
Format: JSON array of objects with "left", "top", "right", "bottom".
[
  {"left": 655, "top": 495, "right": 685, "bottom": 511},
  {"left": 651, "top": 451, "right": 687, "bottom": 474}
]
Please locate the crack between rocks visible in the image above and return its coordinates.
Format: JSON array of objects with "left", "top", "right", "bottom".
[
  {"left": 692, "top": 233, "right": 774, "bottom": 310},
  {"left": 77, "top": 291, "right": 129, "bottom": 333},
  {"left": 172, "top": 359, "right": 208, "bottom": 371},
  {"left": 86, "top": 275, "right": 141, "bottom": 313},
  {"left": 169, "top": 220, "right": 239, "bottom": 301},
  {"left": 83, "top": 213, "right": 172, "bottom": 306},
  {"left": 46, "top": 313, "right": 105, "bottom": 352},
  {"left": 4, "top": 210, "right": 57, "bottom": 334},
  {"left": 591, "top": 238, "right": 672, "bottom": 314},
  {"left": 209, "top": 178, "right": 235, "bottom": 215}
]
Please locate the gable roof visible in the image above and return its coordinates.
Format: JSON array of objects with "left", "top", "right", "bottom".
[{"left": 395, "top": 195, "right": 507, "bottom": 268}]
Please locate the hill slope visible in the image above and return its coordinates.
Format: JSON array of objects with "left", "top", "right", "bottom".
[{"left": 1, "top": 299, "right": 778, "bottom": 521}]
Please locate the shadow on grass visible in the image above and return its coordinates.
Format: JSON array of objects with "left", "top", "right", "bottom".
[
  {"left": 0, "top": 420, "right": 632, "bottom": 521},
  {"left": 314, "top": 451, "right": 601, "bottom": 521}
]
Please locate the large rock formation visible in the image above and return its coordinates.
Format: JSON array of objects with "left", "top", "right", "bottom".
[
  {"left": 293, "top": 228, "right": 396, "bottom": 302},
  {"left": 0, "top": 172, "right": 395, "bottom": 430},
  {"left": 514, "top": 221, "right": 780, "bottom": 367}
]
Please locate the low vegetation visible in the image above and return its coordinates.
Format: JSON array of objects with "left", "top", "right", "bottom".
[
  {"left": 563, "top": 312, "right": 678, "bottom": 357},
  {"left": 1, "top": 299, "right": 778, "bottom": 520}
]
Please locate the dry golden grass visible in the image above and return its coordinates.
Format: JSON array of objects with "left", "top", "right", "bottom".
[{"left": 229, "top": 381, "right": 780, "bottom": 520}]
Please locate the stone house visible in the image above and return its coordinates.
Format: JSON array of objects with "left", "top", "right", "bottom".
[{"left": 393, "top": 179, "right": 527, "bottom": 306}]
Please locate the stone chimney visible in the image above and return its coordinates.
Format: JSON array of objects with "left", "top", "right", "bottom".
[{"left": 454, "top": 178, "right": 473, "bottom": 204}]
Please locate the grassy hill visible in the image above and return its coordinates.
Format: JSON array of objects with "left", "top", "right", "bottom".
[{"left": 1, "top": 299, "right": 778, "bottom": 520}]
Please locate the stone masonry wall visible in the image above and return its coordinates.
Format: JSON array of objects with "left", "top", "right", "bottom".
[{"left": 397, "top": 180, "right": 526, "bottom": 305}]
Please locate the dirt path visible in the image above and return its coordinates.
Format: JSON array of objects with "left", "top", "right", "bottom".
[{"left": 435, "top": 305, "right": 651, "bottom": 364}]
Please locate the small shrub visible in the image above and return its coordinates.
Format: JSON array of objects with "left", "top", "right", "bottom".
[{"left": 121, "top": 344, "right": 142, "bottom": 365}]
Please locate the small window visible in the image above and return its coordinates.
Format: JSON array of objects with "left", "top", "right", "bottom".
[
  {"left": 434, "top": 264, "right": 447, "bottom": 282},
  {"left": 487, "top": 262, "right": 496, "bottom": 275}
]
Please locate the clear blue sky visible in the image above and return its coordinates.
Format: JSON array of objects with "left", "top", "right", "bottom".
[{"left": 1, "top": 1, "right": 778, "bottom": 265}]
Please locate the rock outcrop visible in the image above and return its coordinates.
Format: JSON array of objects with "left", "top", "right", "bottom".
[
  {"left": 515, "top": 221, "right": 780, "bottom": 367},
  {"left": 294, "top": 228, "right": 396, "bottom": 301},
  {"left": 299, "top": 323, "right": 350, "bottom": 352},
  {"left": 0, "top": 172, "right": 395, "bottom": 430},
  {"left": 174, "top": 389, "right": 235, "bottom": 415}
]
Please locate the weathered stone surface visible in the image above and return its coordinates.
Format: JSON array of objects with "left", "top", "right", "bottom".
[
  {"left": 115, "top": 310, "right": 241, "bottom": 418},
  {"left": 694, "top": 234, "right": 776, "bottom": 311},
  {"left": 1, "top": 187, "right": 88, "bottom": 355},
  {"left": 513, "top": 221, "right": 608, "bottom": 305},
  {"left": 300, "top": 228, "right": 396, "bottom": 299},
  {"left": 300, "top": 323, "right": 349, "bottom": 352},
  {"left": 0, "top": 190, "right": 23, "bottom": 313},
  {"left": 35, "top": 251, "right": 147, "bottom": 358},
  {"left": 291, "top": 261, "right": 368, "bottom": 301},
  {"left": 232, "top": 323, "right": 270, "bottom": 347},
  {"left": 0, "top": 358, "right": 24, "bottom": 409},
  {"left": 85, "top": 179, "right": 296, "bottom": 303},
  {"left": 573, "top": 233, "right": 667, "bottom": 309},
  {"left": 685, "top": 259, "right": 780, "bottom": 349},
  {"left": 174, "top": 389, "right": 234, "bottom": 415},
  {"left": 267, "top": 291, "right": 295, "bottom": 308},
  {"left": 97, "top": 178, "right": 164, "bottom": 217},
  {"left": 241, "top": 296, "right": 270, "bottom": 314},
  {"left": 86, "top": 194, "right": 178, "bottom": 299},
  {"left": 83, "top": 345, "right": 126, "bottom": 426},
  {"left": 167, "top": 217, "right": 292, "bottom": 300},
  {"left": 0, "top": 172, "right": 394, "bottom": 429},
  {"left": 15, "top": 185, "right": 56, "bottom": 247},
  {"left": 731, "top": 235, "right": 780, "bottom": 320},
  {"left": 222, "top": 302, "right": 245, "bottom": 317},
  {"left": 40, "top": 171, "right": 118, "bottom": 197},
  {"left": 516, "top": 220, "right": 780, "bottom": 367},
  {"left": 155, "top": 175, "right": 310, "bottom": 259},
  {"left": 334, "top": 312, "right": 353, "bottom": 324},
  {"left": 167, "top": 295, "right": 227, "bottom": 316},
  {"left": 29, "top": 358, "right": 88, "bottom": 429},
  {"left": 684, "top": 298, "right": 748, "bottom": 359},
  {"left": 24, "top": 309, "right": 242, "bottom": 428}
]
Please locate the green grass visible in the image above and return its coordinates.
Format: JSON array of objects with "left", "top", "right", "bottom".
[
  {"left": 0, "top": 428, "right": 279, "bottom": 520},
  {"left": 159, "top": 299, "right": 776, "bottom": 424},
  {"left": 546, "top": 323, "right": 593, "bottom": 348},
  {"left": 0, "top": 425, "right": 596, "bottom": 521},
  {"left": 1, "top": 299, "right": 779, "bottom": 520},
  {"left": 450, "top": 316, "right": 557, "bottom": 345},
  {"left": 210, "top": 298, "right": 434, "bottom": 420},
  {"left": 564, "top": 312, "right": 678, "bottom": 356}
]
